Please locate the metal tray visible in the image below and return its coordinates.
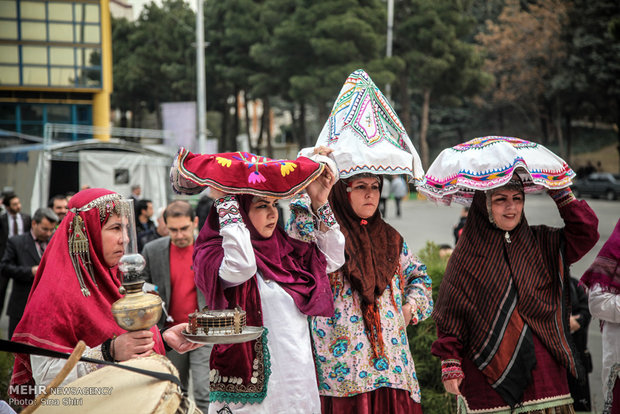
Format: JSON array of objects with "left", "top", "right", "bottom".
[{"left": 182, "top": 326, "right": 264, "bottom": 344}]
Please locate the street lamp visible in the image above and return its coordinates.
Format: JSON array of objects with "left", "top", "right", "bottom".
[
  {"left": 196, "top": 0, "right": 207, "bottom": 153},
  {"left": 386, "top": 0, "right": 394, "bottom": 101}
]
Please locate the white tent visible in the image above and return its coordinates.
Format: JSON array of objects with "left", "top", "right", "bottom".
[{"left": 0, "top": 139, "right": 174, "bottom": 215}]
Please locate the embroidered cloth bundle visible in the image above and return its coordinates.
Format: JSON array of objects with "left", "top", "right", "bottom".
[
  {"left": 417, "top": 136, "right": 575, "bottom": 205},
  {"left": 170, "top": 148, "right": 325, "bottom": 198},
  {"left": 302, "top": 69, "right": 424, "bottom": 181}
]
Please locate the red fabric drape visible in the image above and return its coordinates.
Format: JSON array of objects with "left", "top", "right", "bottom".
[{"left": 10, "top": 188, "right": 165, "bottom": 400}]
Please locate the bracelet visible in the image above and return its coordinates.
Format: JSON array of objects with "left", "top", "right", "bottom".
[
  {"left": 316, "top": 202, "right": 336, "bottom": 228},
  {"left": 101, "top": 338, "right": 114, "bottom": 362},
  {"left": 441, "top": 359, "right": 465, "bottom": 382},
  {"left": 214, "top": 194, "right": 236, "bottom": 205},
  {"left": 215, "top": 195, "right": 242, "bottom": 228},
  {"left": 549, "top": 188, "right": 575, "bottom": 208}
]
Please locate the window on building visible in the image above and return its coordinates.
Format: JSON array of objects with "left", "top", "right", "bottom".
[
  {"left": 0, "top": 0, "right": 102, "bottom": 88},
  {"left": 0, "top": 103, "right": 93, "bottom": 137}
]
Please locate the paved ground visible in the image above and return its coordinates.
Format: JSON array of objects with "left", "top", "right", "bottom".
[
  {"left": 381, "top": 193, "right": 618, "bottom": 413},
  {"left": 1, "top": 193, "right": 617, "bottom": 411}
]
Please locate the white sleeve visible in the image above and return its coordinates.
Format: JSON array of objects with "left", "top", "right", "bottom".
[
  {"left": 218, "top": 222, "right": 257, "bottom": 288},
  {"left": 214, "top": 195, "right": 257, "bottom": 288},
  {"left": 588, "top": 283, "right": 620, "bottom": 323},
  {"left": 315, "top": 224, "right": 345, "bottom": 273},
  {"left": 30, "top": 346, "right": 102, "bottom": 392}
]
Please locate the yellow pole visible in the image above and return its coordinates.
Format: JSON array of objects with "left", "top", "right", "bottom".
[{"left": 93, "top": 0, "right": 112, "bottom": 141}]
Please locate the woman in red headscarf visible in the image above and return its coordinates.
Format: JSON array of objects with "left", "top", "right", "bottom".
[
  {"left": 193, "top": 167, "right": 344, "bottom": 414},
  {"left": 10, "top": 188, "right": 196, "bottom": 402}
]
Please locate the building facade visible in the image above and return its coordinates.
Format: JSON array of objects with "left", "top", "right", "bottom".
[{"left": 0, "top": 0, "right": 112, "bottom": 139}]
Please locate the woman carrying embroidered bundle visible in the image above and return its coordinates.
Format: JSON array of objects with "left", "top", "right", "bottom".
[
  {"left": 431, "top": 178, "right": 599, "bottom": 412},
  {"left": 291, "top": 70, "right": 432, "bottom": 413},
  {"left": 185, "top": 152, "right": 345, "bottom": 413},
  {"left": 580, "top": 218, "right": 620, "bottom": 414},
  {"left": 9, "top": 188, "right": 199, "bottom": 403},
  {"left": 288, "top": 174, "right": 433, "bottom": 413}
]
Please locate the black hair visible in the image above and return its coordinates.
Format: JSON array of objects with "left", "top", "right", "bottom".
[
  {"left": 48, "top": 194, "right": 67, "bottom": 208},
  {"left": 2, "top": 193, "right": 17, "bottom": 208},
  {"left": 163, "top": 200, "right": 195, "bottom": 223}
]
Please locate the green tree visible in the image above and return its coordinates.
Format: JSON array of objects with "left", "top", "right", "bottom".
[
  {"left": 561, "top": 0, "right": 620, "bottom": 170},
  {"left": 110, "top": 16, "right": 140, "bottom": 127},
  {"left": 477, "top": 0, "right": 571, "bottom": 152},
  {"left": 251, "top": 0, "right": 394, "bottom": 148},
  {"left": 111, "top": 0, "right": 196, "bottom": 128},
  {"left": 408, "top": 242, "right": 456, "bottom": 413},
  {"left": 394, "top": 0, "right": 491, "bottom": 168},
  {"left": 205, "top": 0, "right": 265, "bottom": 152}
]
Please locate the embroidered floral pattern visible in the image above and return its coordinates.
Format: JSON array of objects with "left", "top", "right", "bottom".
[
  {"left": 216, "top": 156, "right": 232, "bottom": 167},
  {"left": 317, "top": 202, "right": 337, "bottom": 228},
  {"left": 285, "top": 195, "right": 432, "bottom": 401},
  {"left": 287, "top": 194, "right": 318, "bottom": 243},
  {"left": 310, "top": 241, "right": 433, "bottom": 402},
  {"left": 280, "top": 162, "right": 296, "bottom": 176},
  {"left": 229, "top": 152, "right": 298, "bottom": 185}
]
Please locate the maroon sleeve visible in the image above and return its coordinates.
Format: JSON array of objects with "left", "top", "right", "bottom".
[
  {"left": 431, "top": 327, "right": 464, "bottom": 361},
  {"left": 558, "top": 199, "right": 599, "bottom": 265}
]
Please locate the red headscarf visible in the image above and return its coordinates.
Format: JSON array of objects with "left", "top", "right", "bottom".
[
  {"left": 192, "top": 194, "right": 332, "bottom": 404},
  {"left": 581, "top": 218, "right": 620, "bottom": 294},
  {"left": 193, "top": 194, "right": 333, "bottom": 317},
  {"left": 10, "top": 188, "right": 165, "bottom": 399}
]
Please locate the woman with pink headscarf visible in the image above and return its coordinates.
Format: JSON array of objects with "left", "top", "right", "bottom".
[{"left": 581, "top": 218, "right": 620, "bottom": 413}]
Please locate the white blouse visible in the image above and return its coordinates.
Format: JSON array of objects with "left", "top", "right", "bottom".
[
  {"left": 209, "top": 216, "right": 344, "bottom": 414},
  {"left": 588, "top": 283, "right": 620, "bottom": 402},
  {"left": 31, "top": 347, "right": 101, "bottom": 394}
]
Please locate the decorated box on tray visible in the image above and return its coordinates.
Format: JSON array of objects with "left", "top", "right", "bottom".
[
  {"left": 187, "top": 306, "right": 247, "bottom": 336},
  {"left": 183, "top": 306, "right": 263, "bottom": 344}
]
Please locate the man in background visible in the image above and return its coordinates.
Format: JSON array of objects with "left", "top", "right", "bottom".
[
  {"left": 136, "top": 199, "right": 155, "bottom": 252},
  {"left": 142, "top": 200, "right": 211, "bottom": 412},
  {"left": 139, "top": 207, "right": 169, "bottom": 248},
  {"left": 48, "top": 194, "right": 68, "bottom": 223},
  {"left": 0, "top": 208, "right": 58, "bottom": 338},
  {"left": 0, "top": 193, "right": 31, "bottom": 319},
  {"left": 129, "top": 184, "right": 142, "bottom": 203}
]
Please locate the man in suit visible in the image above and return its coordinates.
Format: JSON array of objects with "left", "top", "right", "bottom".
[
  {"left": 0, "top": 193, "right": 32, "bottom": 318},
  {"left": 136, "top": 199, "right": 155, "bottom": 252},
  {"left": 0, "top": 208, "right": 57, "bottom": 338},
  {"left": 142, "top": 200, "right": 211, "bottom": 412}
]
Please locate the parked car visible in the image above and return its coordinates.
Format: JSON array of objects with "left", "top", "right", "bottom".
[{"left": 573, "top": 172, "right": 620, "bottom": 200}]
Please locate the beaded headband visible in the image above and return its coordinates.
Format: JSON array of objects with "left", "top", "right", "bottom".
[{"left": 68, "top": 193, "right": 129, "bottom": 297}]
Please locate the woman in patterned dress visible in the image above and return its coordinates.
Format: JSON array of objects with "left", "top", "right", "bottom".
[{"left": 288, "top": 172, "right": 433, "bottom": 413}]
